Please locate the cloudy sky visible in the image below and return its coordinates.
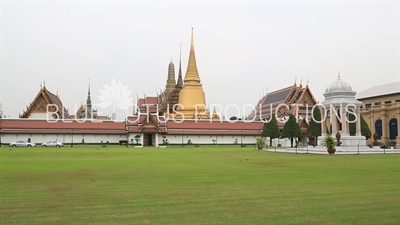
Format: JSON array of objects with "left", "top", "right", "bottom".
[{"left": 1, "top": 1, "right": 399, "bottom": 119}]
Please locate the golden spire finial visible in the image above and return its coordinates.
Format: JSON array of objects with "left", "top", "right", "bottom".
[
  {"left": 294, "top": 76, "right": 297, "bottom": 86},
  {"left": 306, "top": 77, "right": 309, "bottom": 86},
  {"left": 191, "top": 27, "right": 194, "bottom": 47},
  {"left": 184, "top": 28, "right": 201, "bottom": 83}
]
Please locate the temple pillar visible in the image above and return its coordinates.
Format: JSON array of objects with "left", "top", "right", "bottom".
[
  {"left": 341, "top": 106, "right": 348, "bottom": 135},
  {"left": 380, "top": 109, "right": 389, "bottom": 144},
  {"left": 155, "top": 133, "right": 159, "bottom": 147},
  {"left": 321, "top": 108, "right": 327, "bottom": 135},
  {"left": 331, "top": 109, "right": 338, "bottom": 135},
  {"left": 356, "top": 106, "right": 361, "bottom": 136}
]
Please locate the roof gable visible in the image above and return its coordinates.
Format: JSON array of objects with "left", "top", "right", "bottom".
[{"left": 20, "top": 86, "right": 70, "bottom": 119}]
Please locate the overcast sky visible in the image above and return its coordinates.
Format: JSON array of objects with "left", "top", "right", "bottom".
[{"left": 1, "top": 1, "right": 399, "bottom": 119}]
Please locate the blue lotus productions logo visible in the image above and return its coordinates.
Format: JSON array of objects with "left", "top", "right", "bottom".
[{"left": 96, "top": 78, "right": 133, "bottom": 113}]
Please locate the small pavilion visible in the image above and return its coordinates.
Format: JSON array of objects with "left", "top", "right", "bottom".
[{"left": 318, "top": 73, "right": 366, "bottom": 147}]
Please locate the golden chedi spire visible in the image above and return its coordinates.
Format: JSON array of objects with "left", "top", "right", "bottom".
[
  {"left": 176, "top": 28, "right": 208, "bottom": 119},
  {"left": 184, "top": 28, "right": 201, "bottom": 83}
]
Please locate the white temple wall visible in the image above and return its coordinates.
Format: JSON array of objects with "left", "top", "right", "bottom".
[
  {"left": 2, "top": 133, "right": 268, "bottom": 146},
  {"left": 1, "top": 133, "right": 124, "bottom": 145},
  {"left": 158, "top": 134, "right": 260, "bottom": 145}
]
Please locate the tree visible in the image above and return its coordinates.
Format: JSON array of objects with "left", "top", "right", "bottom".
[
  {"left": 281, "top": 114, "right": 303, "bottom": 147},
  {"left": 307, "top": 106, "right": 322, "bottom": 146},
  {"left": 262, "top": 114, "right": 281, "bottom": 146},
  {"left": 134, "top": 134, "right": 141, "bottom": 145},
  {"left": 349, "top": 114, "right": 372, "bottom": 139}
]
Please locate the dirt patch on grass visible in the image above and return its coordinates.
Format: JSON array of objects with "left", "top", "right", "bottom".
[
  {"left": 142, "top": 218, "right": 151, "bottom": 224},
  {"left": 50, "top": 186, "right": 73, "bottom": 196},
  {"left": 44, "top": 217, "right": 61, "bottom": 221},
  {"left": 1, "top": 202, "right": 35, "bottom": 218}
]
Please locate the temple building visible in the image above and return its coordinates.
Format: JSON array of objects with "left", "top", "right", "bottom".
[
  {"left": 19, "top": 82, "right": 71, "bottom": 119},
  {"left": 246, "top": 80, "right": 318, "bottom": 122},
  {"left": 356, "top": 81, "right": 400, "bottom": 148},
  {"left": 0, "top": 29, "right": 266, "bottom": 147}
]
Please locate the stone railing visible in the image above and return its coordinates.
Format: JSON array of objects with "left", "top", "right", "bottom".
[{"left": 361, "top": 102, "right": 399, "bottom": 112}]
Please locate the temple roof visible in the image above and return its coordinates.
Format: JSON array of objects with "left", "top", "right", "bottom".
[
  {"left": 263, "top": 87, "right": 292, "bottom": 104},
  {"left": 246, "top": 83, "right": 318, "bottom": 120},
  {"left": 20, "top": 85, "right": 70, "bottom": 119},
  {"left": 2, "top": 119, "right": 124, "bottom": 134},
  {"left": 75, "top": 103, "right": 85, "bottom": 116}
]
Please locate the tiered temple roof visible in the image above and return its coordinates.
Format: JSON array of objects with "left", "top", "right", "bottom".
[
  {"left": 20, "top": 83, "right": 70, "bottom": 119},
  {"left": 246, "top": 81, "right": 318, "bottom": 122}
]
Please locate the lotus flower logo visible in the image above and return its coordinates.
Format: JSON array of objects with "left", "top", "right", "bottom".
[{"left": 96, "top": 78, "right": 133, "bottom": 112}]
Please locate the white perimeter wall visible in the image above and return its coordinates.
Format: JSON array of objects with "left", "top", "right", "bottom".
[
  {"left": 2, "top": 133, "right": 305, "bottom": 147},
  {"left": 2, "top": 133, "right": 126, "bottom": 144},
  {"left": 158, "top": 134, "right": 259, "bottom": 145}
]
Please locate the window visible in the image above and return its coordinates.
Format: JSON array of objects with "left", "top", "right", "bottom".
[
  {"left": 396, "top": 99, "right": 400, "bottom": 102},
  {"left": 365, "top": 104, "right": 371, "bottom": 108},
  {"left": 375, "top": 102, "right": 381, "bottom": 105},
  {"left": 375, "top": 119, "right": 382, "bottom": 139},
  {"left": 385, "top": 101, "right": 392, "bottom": 104}
]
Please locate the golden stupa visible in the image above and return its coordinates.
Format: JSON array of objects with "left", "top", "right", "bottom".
[{"left": 175, "top": 28, "right": 211, "bottom": 119}]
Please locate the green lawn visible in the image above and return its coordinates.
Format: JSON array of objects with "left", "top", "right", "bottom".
[{"left": 1, "top": 145, "right": 399, "bottom": 225}]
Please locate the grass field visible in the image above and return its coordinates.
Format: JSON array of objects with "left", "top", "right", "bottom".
[{"left": 1, "top": 145, "right": 399, "bottom": 225}]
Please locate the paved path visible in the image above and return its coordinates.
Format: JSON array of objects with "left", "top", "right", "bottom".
[{"left": 263, "top": 147, "right": 400, "bottom": 155}]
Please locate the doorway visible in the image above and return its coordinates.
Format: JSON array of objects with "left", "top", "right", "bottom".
[{"left": 147, "top": 134, "right": 153, "bottom": 146}]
